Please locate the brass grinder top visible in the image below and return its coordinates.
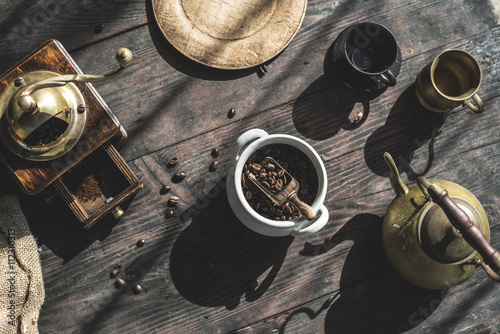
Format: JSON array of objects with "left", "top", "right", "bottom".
[
  {"left": 0, "top": 71, "right": 87, "bottom": 161},
  {"left": 0, "top": 46, "right": 132, "bottom": 162}
]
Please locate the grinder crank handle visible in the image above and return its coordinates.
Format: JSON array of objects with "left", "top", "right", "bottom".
[
  {"left": 16, "top": 48, "right": 133, "bottom": 114},
  {"left": 417, "top": 177, "right": 500, "bottom": 281}
]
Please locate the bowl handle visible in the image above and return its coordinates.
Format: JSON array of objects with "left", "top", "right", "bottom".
[
  {"left": 231, "top": 129, "right": 269, "bottom": 163},
  {"left": 290, "top": 205, "right": 329, "bottom": 237}
]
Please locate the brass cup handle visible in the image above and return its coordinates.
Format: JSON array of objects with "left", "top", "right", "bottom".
[
  {"left": 417, "top": 177, "right": 500, "bottom": 281},
  {"left": 16, "top": 48, "right": 133, "bottom": 114},
  {"left": 376, "top": 69, "right": 397, "bottom": 87},
  {"left": 463, "top": 94, "right": 484, "bottom": 114}
]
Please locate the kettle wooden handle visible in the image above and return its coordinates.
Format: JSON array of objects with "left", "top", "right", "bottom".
[{"left": 418, "top": 177, "right": 500, "bottom": 273}]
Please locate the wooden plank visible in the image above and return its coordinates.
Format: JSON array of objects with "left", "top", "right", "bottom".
[
  {"left": 0, "top": 0, "right": 498, "bottom": 333},
  {"left": 30, "top": 102, "right": 500, "bottom": 333},
  {"left": 66, "top": 0, "right": 499, "bottom": 162},
  {"left": 231, "top": 243, "right": 500, "bottom": 334},
  {"left": 30, "top": 23, "right": 500, "bottom": 328},
  {"left": 0, "top": 0, "right": 147, "bottom": 72}
]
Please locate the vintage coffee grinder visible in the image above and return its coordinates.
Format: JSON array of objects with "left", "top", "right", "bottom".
[
  {"left": 382, "top": 152, "right": 500, "bottom": 289},
  {"left": 0, "top": 40, "right": 142, "bottom": 228}
]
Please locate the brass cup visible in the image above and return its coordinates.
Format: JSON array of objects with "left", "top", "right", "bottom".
[{"left": 415, "top": 49, "right": 484, "bottom": 113}]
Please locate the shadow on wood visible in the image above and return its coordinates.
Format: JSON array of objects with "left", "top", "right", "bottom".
[
  {"left": 364, "top": 84, "right": 446, "bottom": 179},
  {"left": 292, "top": 42, "right": 386, "bottom": 140},
  {"left": 170, "top": 180, "right": 293, "bottom": 310},
  {"left": 298, "top": 213, "right": 446, "bottom": 333},
  {"left": 20, "top": 192, "right": 122, "bottom": 264}
]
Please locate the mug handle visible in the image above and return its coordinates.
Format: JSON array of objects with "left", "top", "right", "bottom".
[
  {"left": 290, "top": 205, "right": 329, "bottom": 237},
  {"left": 377, "top": 69, "right": 397, "bottom": 87},
  {"left": 463, "top": 94, "right": 484, "bottom": 113},
  {"left": 232, "top": 129, "right": 269, "bottom": 163}
]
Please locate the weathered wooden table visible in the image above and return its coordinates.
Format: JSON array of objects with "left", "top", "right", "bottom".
[{"left": 1, "top": 0, "right": 500, "bottom": 333}]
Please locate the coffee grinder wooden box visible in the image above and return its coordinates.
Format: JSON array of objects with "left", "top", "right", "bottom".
[{"left": 0, "top": 40, "right": 142, "bottom": 228}]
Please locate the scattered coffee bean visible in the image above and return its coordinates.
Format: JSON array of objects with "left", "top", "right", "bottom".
[
  {"left": 209, "top": 160, "right": 219, "bottom": 172},
  {"left": 110, "top": 264, "right": 122, "bottom": 278},
  {"left": 228, "top": 108, "right": 236, "bottom": 118},
  {"left": 165, "top": 209, "right": 174, "bottom": 218},
  {"left": 168, "top": 196, "right": 180, "bottom": 207},
  {"left": 136, "top": 239, "right": 146, "bottom": 247},
  {"left": 94, "top": 24, "right": 104, "bottom": 34},
  {"left": 205, "top": 261, "right": 215, "bottom": 271},
  {"left": 132, "top": 283, "right": 143, "bottom": 294},
  {"left": 168, "top": 157, "right": 179, "bottom": 168},
  {"left": 248, "top": 280, "right": 259, "bottom": 290},
  {"left": 115, "top": 278, "right": 126, "bottom": 289},
  {"left": 173, "top": 172, "right": 186, "bottom": 182},
  {"left": 211, "top": 148, "right": 220, "bottom": 159},
  {"left": 160, "top": 185, "right": 171, "bottom": 195}
]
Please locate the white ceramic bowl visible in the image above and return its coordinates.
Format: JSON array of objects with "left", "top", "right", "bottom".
[{"left": 226, "top": 129, "right": 329, "bottom": 237}]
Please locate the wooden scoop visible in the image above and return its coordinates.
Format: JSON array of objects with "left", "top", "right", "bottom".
[{"left": 248, "top": 157, "right": 316, "bottom": 220}]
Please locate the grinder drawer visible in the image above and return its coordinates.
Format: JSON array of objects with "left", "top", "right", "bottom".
[{"left": 53, "top": 141, "right": 142, "bottom": 229}]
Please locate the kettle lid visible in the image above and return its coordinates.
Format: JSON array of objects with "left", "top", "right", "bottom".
[{"left": 418, "top": 197, "right": 485, "bottom": 263}]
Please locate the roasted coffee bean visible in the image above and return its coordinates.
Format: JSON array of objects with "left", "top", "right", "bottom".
[
  {"left": 132, "top": 283, "right": 142, "bottom": 294},
  {"left": 206, "top": 261, "right": 215, "bottom": 271},
  {"left": 251, "top": 163, "right": 262, "bottom": 172},
  {"left": 115, "top": 278, "right": 126, "bottom": 288},
  {"left": 168, "top": 157, "right": 179, "bottom": 168},
  {"left": 228, "top": 108, "right": 236, "bottom": 118},
  {"left": 269, "top": 176, "right": 276, "bottom": 185},
  {"left": 168, "top": 196, "right": 180, "bottom": 207},
  {"left": 165, "top": 209, "right": 174, "bottom": 218},
  {"left": 211, "top": 148, "right": 220, "bottom": 158},
  {"left": 173, "top": 172, "right": 186, "bottom": 182},
  {"left": 94, "top": 24, "right": 104, "bottom": 34},
  {"left": 209, "top": 160, "right": 219, "bottom": 172},
  {"left": 248, "top": 280, "right": 259, "bottom": 290},
  {"left": 110, "top": 264, "right": 122, "bottom": 278},
  {"left": 136, "top": 239, "right": 146, "bottom": 247},
  {"left": 160, "top": 185, "right": 171, "bottom": 195}
]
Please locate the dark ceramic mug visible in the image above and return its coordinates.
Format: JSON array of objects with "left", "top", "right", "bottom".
[{"left": 343, "top": 22, "right": 399, "bottom": 87}]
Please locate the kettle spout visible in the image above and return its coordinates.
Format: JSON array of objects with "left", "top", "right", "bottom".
[{"left": 383, "top": 152, "right": 408, "bottom": 197}]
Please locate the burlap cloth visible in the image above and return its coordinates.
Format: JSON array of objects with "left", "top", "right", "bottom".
[{"left": 0, "top": 196, "right": 44, "bottom": 334}]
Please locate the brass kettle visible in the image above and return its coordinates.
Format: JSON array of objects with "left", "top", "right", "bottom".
[
  {"left": 382, "top": 152, "right": 500, "bottom": 290},
  {"left": 0, "top": 47, "right": 132, "bottom": 161}
]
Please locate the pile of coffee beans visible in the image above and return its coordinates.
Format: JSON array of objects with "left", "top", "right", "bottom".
[{"left": 241, "top": 144, "right": 318, "bottom": 220}]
